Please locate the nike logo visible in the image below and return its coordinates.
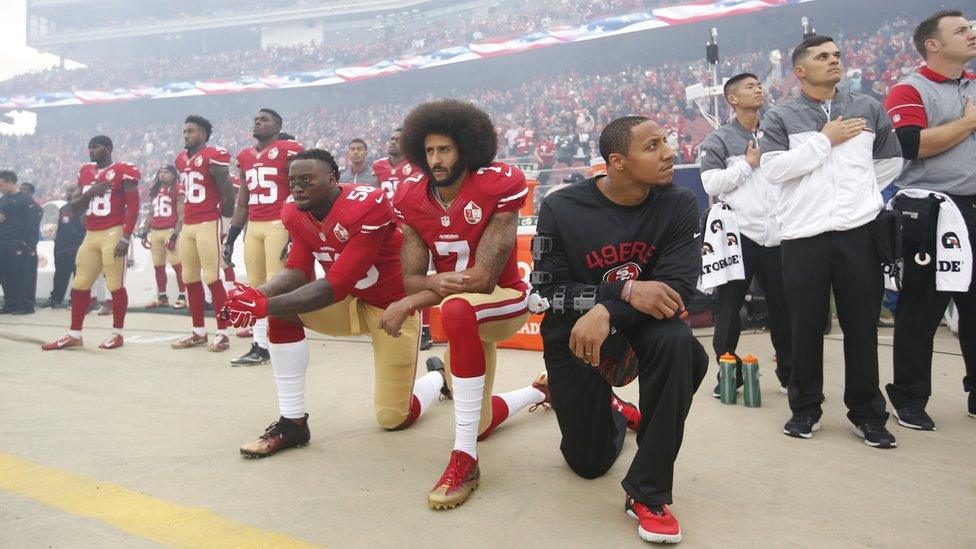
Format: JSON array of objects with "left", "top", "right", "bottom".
[
  {"left": 693, "top": 232, "right": 702, "bottom": 238},
  {"left": 237, "top": 299, "right": 255, "bottom": 308},
  {"left": 505, "top": 167, "right": 513, "bottom": 177}
]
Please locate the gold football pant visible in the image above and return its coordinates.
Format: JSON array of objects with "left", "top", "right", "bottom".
[
  {"left": 300, "top": 297, "right": 420, "bottom": 429},
  {"left": 72, "top": 225, "right": 125, "bottom": 292},
  {"left": 178, "top": 220, "right": 221, "bottom": 285},
  {"left": 149, "top": 228, "right": 181, "bottom": 267},
  {"left": 243, "top": 220, "right": 289, "bottom": 287}
]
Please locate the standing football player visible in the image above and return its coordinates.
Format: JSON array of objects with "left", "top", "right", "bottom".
[
  {"left": 42, "top": 135, "right": 141, "bottom": 350},
  {"left": 224, "top": 109, "right": 304, "bottom": 366},
  {"left": 219, "top": 149, "right": 448, "bottom": 456},
  {"left": 139, "top": 165, "right": 187, "bottom": 309},
  {"left": 379, "top": 100, "right": 550, "bottom": 510},
  {"left": 171, "top": 115, "right": 236, "bottom": 352}
]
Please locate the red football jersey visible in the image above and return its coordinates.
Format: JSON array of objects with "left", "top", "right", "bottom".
[
  {"left": 76, "top": 161, "right": 142, "bottom": 231},
  {"left": 236, "top": 139, "right": 305, "bottom": 222},
  {"left": 282, "top": 184, "right": 405, "bottom": 309},
  {"left": 150, "top": 183, "right": 181, "bottom": 230},
  {"left": 175, "top": 145, "right": 231, "bottom": 225},
  {"left": 372, "top": 157, "right": 418, "bottom": 201},
  {"left": 393, "top": 162, "right": 528, "bottom": 292}
]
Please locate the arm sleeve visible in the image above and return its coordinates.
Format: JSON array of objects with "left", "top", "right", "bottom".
[
  {"left": 884, "top": 84, "right": 928, "bottom": 129},
  {"left": 759, "top": 110, "right": 832, "bottom": 184},
  {"left": 325, "top": 227, "right": 387, "bottom": 303},
  {"left": 123, "top": 188, "right": 140, "bottom": 234},
  {"left": 699, "top": 138, "right": 752, "bottom": 195},
  {"left": 494, "top": 166, "right": 528, "bottom": 213},
  {"left": 894, "top": 126, "right": 922, "bottom": 160}
]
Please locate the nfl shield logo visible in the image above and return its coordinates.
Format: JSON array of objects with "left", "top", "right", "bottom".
[
  {"left": 106, "top": 169, "right": 115, "bottom": 180},
  {"left": 441, "top": 216, "right": 451, "bottom": 227},
  {"left": 268, "top": 147, "right": 279, "bottom": 160},
  {"left": 333, "top": 223, "right": 349, "bottom": 242},
  {"left": 463, "top": 201, "right": 482, "bottom": 224}
]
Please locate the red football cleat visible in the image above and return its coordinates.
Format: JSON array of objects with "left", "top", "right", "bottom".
[
  {"left": 98, "top": 334, "right": 124, "bottom": 349},
  {"left": 626, "top": 496, "right": 682, "bottom": 544},
  {"left": 529, "top": 371, "right": 551, "bottom": 412},
  {"left": 612, "top": 393, "right": 641, "bottom": 431},
  {"left": 41, "top": 334, "right": 83, "bottom": 351},
  {"left": 236, "top": 327, "right": 253, "bottom": 338},
  {"left": 171, "top": 333, "right": 208, "bottom": 349},
  {"left": 428, "top": 450, "right": 480, "bottom": 510}
]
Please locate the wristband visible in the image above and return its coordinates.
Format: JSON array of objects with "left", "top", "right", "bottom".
[
  {"left": 622, "top": 280, "right": 634, "bottom": 303},
  {"left": 119, "top": 236, "right": 130, "bottom": 244}
]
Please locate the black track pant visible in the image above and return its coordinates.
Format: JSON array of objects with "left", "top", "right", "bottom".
[
  {"left": 543, "top": 315, "right": 707, "bottom": 506},
  {"left": 0, "top": 245, "right": 29, "bottom": 310},
  {"left": 781, "top": 223, "right": 887, "bottom": 425},
  {"left": 888, "top": 193, "right": 976, "bottom": 408},
  {"left": 711, "top": 235, "right": 792, "bottom": 386},
  {"left": 50, "top": 248, "right": 79, "bottom": 304}
]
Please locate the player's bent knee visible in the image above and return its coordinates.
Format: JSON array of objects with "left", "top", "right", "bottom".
[
  {"left": 268, "top": 316, "right": 305, "bottom": 344},
  {"left": 376, "top": 407, "right": 409, "bottom": 430},
  {"left": 562, "top": 449, "right": 614, "bottom": 480},
  {"left": 440, "top": 298, "right": 477, "bottom": 329}
]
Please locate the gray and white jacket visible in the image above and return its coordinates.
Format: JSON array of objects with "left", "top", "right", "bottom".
[
  {"left": 699, "top": 118, "right": 781, "bottom": 247},
  {"left": 759, "top": 88, "right": 903, "bottom": 240}
]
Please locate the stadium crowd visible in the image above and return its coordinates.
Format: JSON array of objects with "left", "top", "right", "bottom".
[
  {"left": 3, "top": 0, "right": 653, "bottom": 97},
  {"left": 0, "top": 16, "right": 916, "bottom": 205}
]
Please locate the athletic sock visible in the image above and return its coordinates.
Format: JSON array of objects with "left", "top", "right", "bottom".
[
  {"left": 412, "top": 371, "right": 444, "bottom": 419},
  {"left": 153, "top": 265, "right": 167, "bottom": 294},
  {"left": 269, "top": 339, "right": 310, "bottom": 419},
  {"left": 253, "top": 317, "right": 269, "bottom": 350},
  {"left": 110, "top": 288, "right": 127, "bottom": 330},
  {"left": 69, "top": 289, "right": 90, "bottom": 332},
  {"left": 173, "top": 263, "right": 186, "bottom": 293},
  {"left": 207, "top": 280, "right": 229, "bottom": 330},
  {"left": 452, "top": 374, "right": 485, "bottom": 459},
  {"left": 186, "top": 281, "right": 206, "bottom": 328}
]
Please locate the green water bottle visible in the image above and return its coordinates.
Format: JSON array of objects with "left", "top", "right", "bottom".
[
  {"left": 719, "top": 353, "right": 738, "bottom": 405},
  {"left": 742, "top": 354, "right": 761, "bottom": 407}
]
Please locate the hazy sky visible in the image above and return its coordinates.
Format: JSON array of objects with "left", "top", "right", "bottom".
[{"left": 0, "top": 0, "right": 77, "bottom": 82}]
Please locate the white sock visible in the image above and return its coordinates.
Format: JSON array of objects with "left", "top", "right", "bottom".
[
  {"left": 270, "top": 339, "right": 310, "bottom": 419},
  {"left": 497, "top": 385, "right": 546, "bottom": 418},
  {"left": 253, "top": 317, "right": 269, "bottom": 349},
  {"left": 452, "top": 374, "right": 485, "bottom": 459},
  {"left": 412, "top": 371, "right": 443, "bottom": 418},
  {"left": 68, "top": 330, "right": 82, "bottom": 339},
  {"left": 192, "top": 327, "right": 207, "bottom": 337},
  {"left": 216, "top": 329, "right": 228, "bottom": 337},
  {"left": 113, "top": 329, "right": 123, "bottom": 336}
]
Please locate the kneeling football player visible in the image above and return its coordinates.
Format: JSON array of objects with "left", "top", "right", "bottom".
[{"left": 220, "top": 149, "right": 448, "bottom": 457}]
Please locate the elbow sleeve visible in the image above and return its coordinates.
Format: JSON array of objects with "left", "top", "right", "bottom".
[{"left": 895, "top": 126, "right": 921, "bottom": 160}]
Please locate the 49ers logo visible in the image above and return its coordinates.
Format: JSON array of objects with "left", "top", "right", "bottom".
[{"left": 603, "top": 262, "right": 641, "bottom": 282}]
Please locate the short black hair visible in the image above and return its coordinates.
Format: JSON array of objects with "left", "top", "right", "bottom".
[
  {"left": 20, "top": 182, "right": 35, "bottom": 194},
  {"left": 277, "top": 132, "right": 296, "bottom": 141},
  {"left": 0, "top": 170, "right": 17, "bottom": 183},
  {"left": 184, "top": 115, "right": 213, "bottom": 141},
  {"left": 259, "top": 108, "right": 283, "bottom": 129},
  {"left": 724, "top": 72, "right": 759, "bottom": 100},
  {"left": 913, "top": 9, "right": 965, "bottom": 60},
  {"left": 791, "top": 35, "right": 835, "bottom": 66},
  {"left": 89, "top": 135, "right": 113, "bottom": 149},
  {"left": 291, "top": 148, "right": 339, "bottom": 179},
  {"left": 599, "top": 115, "right": 650, "bottom": 163},
  {"left": 349, "top": 138, "right": 367, "bottom": 148},
  {"left": 401, "top": 100, "right": 497, "bottom": 175},
  {"left": 392, "top": 126, "right": 404, "bottom": 133}
]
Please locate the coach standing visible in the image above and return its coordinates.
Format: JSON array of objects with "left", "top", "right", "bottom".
[
  {"left": 884, "top": 10, "right": 976, "bottom": 428},
  {"left": 699, "top": 72, "right": 792, "bottom": 397},
  {"left": 759, "top": 36, "right": 903, "bottom": 448},
  {"left": 0, "top": 171, "right": 36, "bottom": 314}
]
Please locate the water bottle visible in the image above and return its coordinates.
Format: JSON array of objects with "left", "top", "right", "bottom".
[
  {"left": 742, "top": 354, "right": 761, "bottom": 407},
  {"left": 719, "top": 353, "right": 738, "bottom": 405}
]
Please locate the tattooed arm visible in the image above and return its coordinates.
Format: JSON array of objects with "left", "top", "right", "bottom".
[{"left": 457, "top": 210, "right": 517, "bottom": 293}]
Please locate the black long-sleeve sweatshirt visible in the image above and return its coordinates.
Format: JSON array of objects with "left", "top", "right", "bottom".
[{"left": 534, "top": 177, "right": 701, "bottom": 336}]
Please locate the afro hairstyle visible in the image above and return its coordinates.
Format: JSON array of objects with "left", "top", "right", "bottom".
[{"left": 400, "top": 99, "right": 497, "bottom": 177}]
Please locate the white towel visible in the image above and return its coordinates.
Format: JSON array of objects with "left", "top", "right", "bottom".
[
  {"left": 698, "top": 202, "right": 746, "bottom": 292},
  {"left": 885, "top": 189, "right": 972, "bottom": 293}
]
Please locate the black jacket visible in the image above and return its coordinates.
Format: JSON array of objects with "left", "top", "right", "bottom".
[
  {"left": 534, "top": 177, "right": 700, "bottom": 335},
  {"left": 0, "top": 191, "right": 35, "bottom": 250},
  {"left": 54, "top": 204, "right": 86, "bottom": 252}
]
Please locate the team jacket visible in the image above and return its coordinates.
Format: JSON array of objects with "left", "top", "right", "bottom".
[
  {"left": 534, "top": 177, "right": 701, "bottom": 334},
  {"left": 699, "top": 119, "right": 781, "bottom": 247},
  {"left": 758, "top": 88, "right": 903, "bottom": 240}
]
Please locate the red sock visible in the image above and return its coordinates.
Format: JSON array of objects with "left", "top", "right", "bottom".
[
  {"left": 69, "top": 289, "right": 90, "bottom": 331},
  {"left": 208, "top": 280, "right": 228, "bottom": 330},
  {"left": 268, "top": 316, "right": 305, "bottom": 343},
  {"left": 477, "top": 396, "right": 510, "bottom": 442},
  {"left": 110, "top": 288, "right": 127, "bottom": 329},
  {"left": 186, "top": 281, "right": 206, "bottom": 328},
  {"left": 223, "top": 267, "right": 236, "bottom": 282},
  {"left": 173, "top": 263, "right": 186, "bottom": 293},
  {"left": 396, "top": 396, "right": 423, "bottom": 430},
  {"left": 154, "top": 266, "right": 167, "bottom": 294},
  {"left": 440, "top": 298, "right": 485, "bottom": 377}
]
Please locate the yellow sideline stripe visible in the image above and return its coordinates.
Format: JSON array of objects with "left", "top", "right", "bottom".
[{"left": 0, "top": 453, "right": 321, "bottom": 548}]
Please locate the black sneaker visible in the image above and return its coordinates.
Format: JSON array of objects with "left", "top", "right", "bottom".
[
  {"left": 968, "top": 392, "right": 975, "bottom": 419},
  {"left": 420, "top": 327, "right": 434, "bottom": 351},
  {"left": 426, "top": 356, "right": 452, "bottom": 400},
  {"left": 893, "top": 407, "right": 936, "bottom": 431},
  {"left": 230, "top": 342, "right": 270, "bottom": 367},
  {"left": 41, "top": 298, "right": 60, "bottom": 308},
  {"left": 711, "top": 372, "right": 744, "bottom": 398},
  {"left": 239, "top": 414, "right": 311, "bottom": 458},
  {"left": 853, "top": 422, "right": 897, "bottom": 448},
  {"left": 783, "top": 414, "right": 821, "bottom": 439},
  {"left": 11, "top": 308, "right": 34, "bottom": 315}
]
